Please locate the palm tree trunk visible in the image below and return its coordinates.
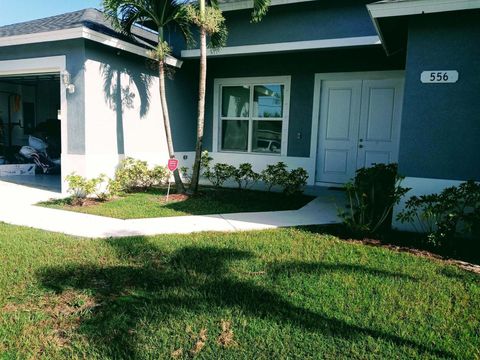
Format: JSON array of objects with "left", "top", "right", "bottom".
[
  {"left": 189, "top": 25, "right": 208, "bottom": 194},
  {"left": 159, "top": 60, "right": 186, "bottom": 193}
]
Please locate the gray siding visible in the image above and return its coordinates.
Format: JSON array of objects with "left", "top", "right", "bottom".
[
  {"left": 194, "top": 47, "right": 404, "bottom": 157},
  {"left": 0, "top": 40, "right": 86, "bottom": 154},
  {"left": 399, "top": 11, "right": 480, "bottom": 181}
]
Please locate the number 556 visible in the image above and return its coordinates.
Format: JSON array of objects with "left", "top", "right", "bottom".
[{"left": 430, "top": 72, "right": 449, "bottom": 82}]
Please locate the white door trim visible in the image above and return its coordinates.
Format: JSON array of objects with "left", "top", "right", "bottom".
[
  {"left": 0, "top": 56, "right": 68, "bottom": 192},
  {"left": 311, "top": 70, "right": 405, "bottom": 185}
]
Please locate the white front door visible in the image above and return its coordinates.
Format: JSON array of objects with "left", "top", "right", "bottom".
[{"left": 316, "top": 76, "right": 404, "bottom": 184}]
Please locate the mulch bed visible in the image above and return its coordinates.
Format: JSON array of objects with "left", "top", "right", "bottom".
[{"left": 160, "top": 193, "right": 191, "bottom": 202}]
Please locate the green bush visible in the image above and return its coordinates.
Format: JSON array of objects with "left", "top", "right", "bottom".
[
  {"left": 180, "top": 166, "right": 191, "bottom": 183},
  {"left": 340, "top": 164, "right": 410, "bottom": 235},
  {"left": 283, "top": 168, "right": 309, "bottom": 195},
  {"left": 397, "top": 180, "right": 480, "bottom": 249},
  {"left": 206, "top": 163, "right": 236, "bottom": 187},
  {"left": 113, "top": 158, "right": 168, "bottom": 193},
  {"left": 261, "top": 162, "right": 289, "bottom": 191},
  {"left": 233, "top": 163, "right": 260, "bottom": 189},
  {"left": 200, "top": 154, "right": 308, "bottom": 194},
  {"left": 201, "top": 151, "right": 235, "bottom": 187},
  {"left": 261, "top": 162, "right": 308, "bottom": 194},
  {"left": 65, "top": 173, "right": 108, "bottom": 204}
]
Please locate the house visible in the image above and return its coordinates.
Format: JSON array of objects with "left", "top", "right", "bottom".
[
  {"left": 172, "top": 0, "right": 480, "bottom": 229},
  {"left": 0, "top": 8, "right": 182, "bottom": 189},
  {"left": 0, "top": 0, "right": 478, "bottom": 229}
]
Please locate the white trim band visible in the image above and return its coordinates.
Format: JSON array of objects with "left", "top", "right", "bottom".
[
  {"left": 0, "top": 55, "right": 66, "bottom": 75},
  {"left": 181, "top": 36, "right": 381, "bottom": 58},
  {"left": 367, "top": 0, "right": 480, "bottom": 19},
  {"left": 0, "top": 26, "right": 182, "bottom": 68}
]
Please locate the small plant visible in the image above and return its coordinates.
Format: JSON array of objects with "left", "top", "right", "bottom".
[
  {"left": 397, "top": 180, "right": 480, "bottom": 249},
  {"left": 107, "top": 177, "right": 123, "bottom": 198},
  {"left": 261, "top": 162, "right": 289, "bottom": 191},
  {"left": 150, "top": 165, "right": 169, "bottom": 186},
  {"left": 65, "top": 173, "right": 108, "bottom": 205},
  {"left": 200, "top": 150, "right": 213, "bottom": 170},
  {"left": 283, "top": 168, "right": 309, "bottom": 195},
  {"left": 180, "top": 166, "right": 191, "bottom": 183},
  {"left": 200, "top": 151, "right": 235, "bottom": 187},
  {"left": 233, "top": 163, "right": 260, "bottom": 189},
  {"left": 113, "top": 158, "right": 168, "bottom": 192},
  {"left": 205, "top": 163, "right": 236, "bottom": 187},
  {"left": 340, "top": 164, "right": 410, "bottom": 235}
]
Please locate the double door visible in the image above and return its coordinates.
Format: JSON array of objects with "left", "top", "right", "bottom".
[{"left": 315, "top": 77, "right": 404, "bottom": 184}]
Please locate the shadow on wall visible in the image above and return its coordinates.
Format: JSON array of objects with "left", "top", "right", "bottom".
[
  {"left": 101, "top": 63, "right": 152, "bottom": 155},
  {"left": 37, "top": 236, "right": 454, "bottom": 359}
]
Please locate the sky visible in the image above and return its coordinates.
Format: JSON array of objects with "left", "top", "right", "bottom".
[{"left": 0, "top": 0, "right": 102, "bottom": 26}]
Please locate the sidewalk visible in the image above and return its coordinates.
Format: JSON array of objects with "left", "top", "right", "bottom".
[{"left": 0, "top": 180, "right": 342, "bottom": 238}]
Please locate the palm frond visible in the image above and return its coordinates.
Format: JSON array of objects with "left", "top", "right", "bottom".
[{"left": 251, "top": 0, "right": 271, "bottom": 23}]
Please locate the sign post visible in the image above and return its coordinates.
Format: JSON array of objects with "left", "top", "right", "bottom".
[{"left": 166, "top": 158, "right": 179, "bottom": 202}]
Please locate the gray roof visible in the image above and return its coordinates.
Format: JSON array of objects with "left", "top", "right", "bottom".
[{"left": 0, "top": 8, "right": 158, "bottom": 46}]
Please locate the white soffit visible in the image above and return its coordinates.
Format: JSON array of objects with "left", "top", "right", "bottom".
[
  {"left": 0, "top": 27, "right": 182, "bottom": 68},
  {"left": 181, "top": 35, "right": 381, "bottom": 58},
  {"left": 368, "top": 0, "right": 480, "bottom": 19}
]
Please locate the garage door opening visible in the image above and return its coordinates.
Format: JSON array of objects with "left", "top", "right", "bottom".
[{"left": 0, "top": 73, "right": 62, "bottom": 192}]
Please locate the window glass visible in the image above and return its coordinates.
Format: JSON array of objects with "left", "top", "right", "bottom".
[
  {"left": 253, "top": 84, "right": 284, "bottom": 118},
  {"left": 252, "top": 120, "right": 282, "bottom": 154},
  {"left": 221, "top": 86, "right": 250, "bottom": 118},
  {"left": 221, "top": 120, "right": 249, "bottom": 151}
]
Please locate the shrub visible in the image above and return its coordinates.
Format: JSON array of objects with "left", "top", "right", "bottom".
[
  {"left": 65, "top": 173, "right": 108, "bottom": 204},
  {"left": 397, "top": 180, "right": 480, "bottom": 249},
  {"left": 283, "top": 168, "right": 309, "bottom": 195},
  {"left": 150, "top": 165, "right": 169, "bottom": 186},
  {"left": 205, "top": 163, "right": 236, "bottom": 187},
  {"left": 113, "top": 158, "right": 168, "bottom": 192},
  {"left": 200, "top": 151, "right": 235, "bottom": 187},
  {"left": 233, "top": 163, "right": 260, "bottom": 189},
  {"left": 340, "top": 164, "right": 410, "bottom": 235},
  {"left": 200, "top": 150, "right": 213, "bottom": 170},
  {"left": 261, "top": 162, "right": 289, "bottom": 191},
  {"left": 180, "top": 166, "right": 191, "bottom": 183}
]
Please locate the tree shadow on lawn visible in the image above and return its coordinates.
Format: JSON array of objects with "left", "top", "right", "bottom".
[{"left": 37, "top": 237, "right": 452, "bottom": 358}]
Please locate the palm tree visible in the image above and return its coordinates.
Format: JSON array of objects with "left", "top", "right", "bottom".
[
  {"left": 188, "top": 0, "right": 271, "bottom": 194},
  {"left": 103, "top": 0, "right": 192, "bottom": 193}
]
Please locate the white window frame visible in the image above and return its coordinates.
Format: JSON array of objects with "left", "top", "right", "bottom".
[{"left": 213, "top": 76, "right": 291, "bottom": 156}]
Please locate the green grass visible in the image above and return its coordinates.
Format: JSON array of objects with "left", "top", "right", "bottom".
[
  {"left": 39, "top": 187, "right": 314, "bottom": 219},
  {"left": 1, "top": 223, "right": 479, "bottom": 359}
]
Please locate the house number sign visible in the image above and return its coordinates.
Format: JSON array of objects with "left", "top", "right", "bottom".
[{"left": 421, "top": 70, "right": 459, "bottom": 84}]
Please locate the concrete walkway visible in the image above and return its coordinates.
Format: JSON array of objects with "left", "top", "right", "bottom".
[{"left": 0, "top": 179, "right": 343, "bottom": 238}]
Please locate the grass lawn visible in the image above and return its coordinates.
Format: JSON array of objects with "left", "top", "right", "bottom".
[
  {"left": 1, "top": 223, "right": 479, "bottom": 359},
  {"left": 39, "top": 187, "right": 314, "bottom": 219}
]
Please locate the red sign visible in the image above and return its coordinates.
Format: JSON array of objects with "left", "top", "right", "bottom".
[{"left": 167, "top": 159, "right": 179, "bottom": 172}]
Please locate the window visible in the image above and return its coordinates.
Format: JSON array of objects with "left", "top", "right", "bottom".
[{"left": 214, "top": 76, "right": 290, "bottom": 155}]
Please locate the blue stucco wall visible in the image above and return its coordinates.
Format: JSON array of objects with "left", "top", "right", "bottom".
[
  {"left": 223, "top": 0, "right": 377, "bottom": 47},
  {"left": 0, "top": 40, "right": 86, "bottom": 154},
  {"left": 190, "top": 46, "right": 404, "bottom": 157},
  {"left": 166, "top": 61, "right": 199, "bottom": 151},
  {"left": 399, "top": 11, "right": 480, "bottom": 181}
]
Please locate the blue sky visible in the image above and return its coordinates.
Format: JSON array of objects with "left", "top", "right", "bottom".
[{"left": 0, "top": 0, "right": 102, "bottom": 26}]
